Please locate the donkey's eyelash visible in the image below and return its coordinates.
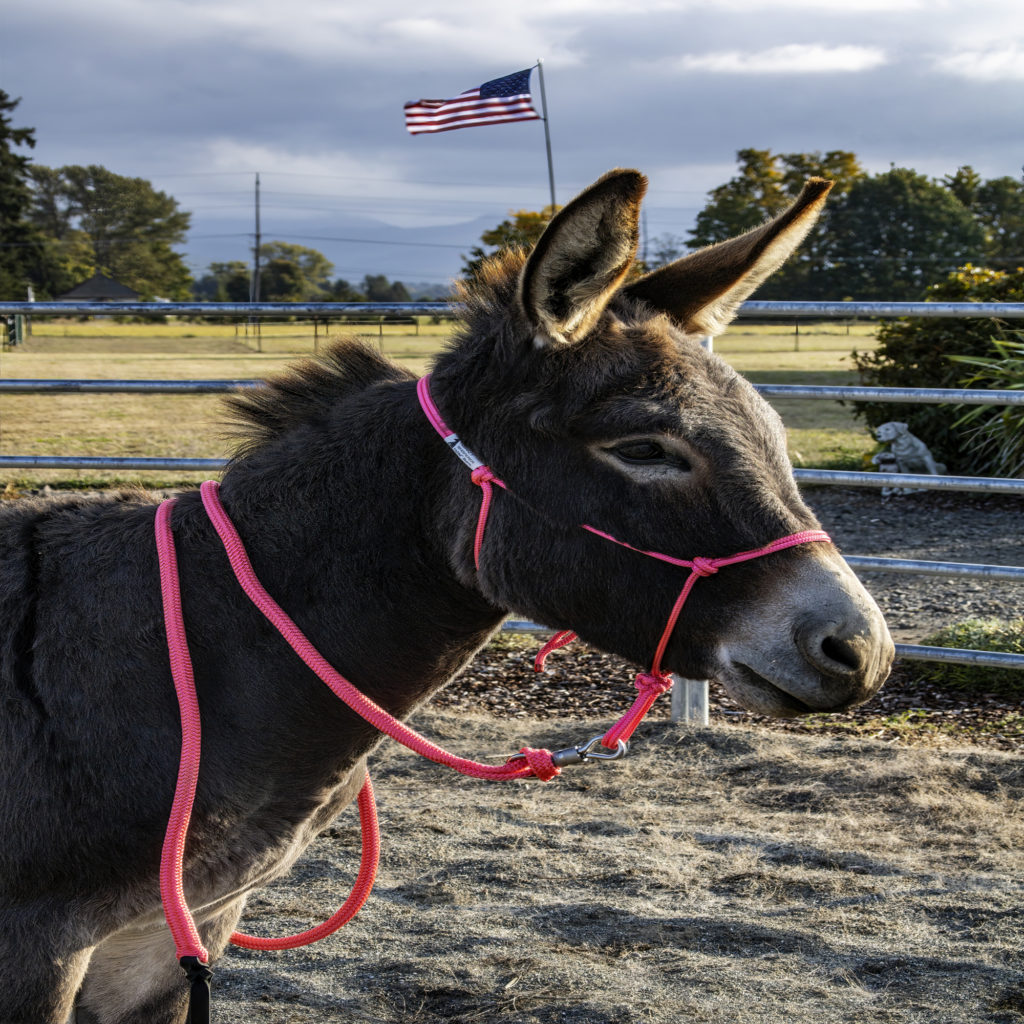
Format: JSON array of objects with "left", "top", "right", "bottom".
[{"left": 605, "top": 440, "right": 693, "bottom": 473}]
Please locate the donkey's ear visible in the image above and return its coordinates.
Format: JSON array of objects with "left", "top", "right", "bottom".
[
  {"left": 520, "top": 169, "right": 647, "bottom": 346},
  {"left": 622, "top": 178, "right": 833, "bottom": 336}
]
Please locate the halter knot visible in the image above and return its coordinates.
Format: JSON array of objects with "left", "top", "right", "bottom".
[
  {"left": 635, "top": 671, "right": 674, "bottom": 697},
  {"left": 471, "top": 466, "right": 496, "bottom": 486},
  {"left": 515, "top": 747, "right": 560, "bottom": 782},
  {"left": 690, "top": 556, "right": 718, "bottom": 577}
]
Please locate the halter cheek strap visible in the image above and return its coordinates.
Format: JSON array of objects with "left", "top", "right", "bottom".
[{"left": 417, "top": 373, "right": 832, "bottom": 748}]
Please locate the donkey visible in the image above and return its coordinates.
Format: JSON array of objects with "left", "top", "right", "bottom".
[{"left": 0, "top": 169, "right": 893, "bottom": 1023}]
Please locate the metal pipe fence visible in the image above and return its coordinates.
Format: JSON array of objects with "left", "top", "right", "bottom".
[
  {"left": 1, "top": 300, "right": 1021, "bottom": 678},
  {"left": 4, "top": 299, "right": 1024, "bottom": 318}
]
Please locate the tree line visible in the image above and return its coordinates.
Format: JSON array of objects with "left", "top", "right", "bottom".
[
  {"left": 466, "top": 150, "right": 1024, "bottom": 302},
  {"left": 4, "top": 89, "right": 1024, "bottom": 305},
  {"left": 0, "top": 92, "right": 427, "bottom": 303},
  {"left": 667, "top": 149, "right": 1024, "bottom": 301}
]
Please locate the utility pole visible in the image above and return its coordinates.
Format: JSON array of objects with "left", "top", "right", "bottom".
[
  {"left": 250, "top": 172, "right": 262, "bottom": 351},
  {"left": 250, "top": 172, "right": 262, "bottom": 303}
]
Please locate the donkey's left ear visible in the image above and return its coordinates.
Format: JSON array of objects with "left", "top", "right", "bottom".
[
  {"left": 622, "top": 178, "right": 833, "bottom": 336},
  {"left": 520, "top": 169, "right": 647, "bottom": 346}
]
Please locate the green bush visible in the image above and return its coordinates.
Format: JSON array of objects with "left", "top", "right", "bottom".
[
  {"left": 949, "top": 335, "right": 1024, "bottom": 478},
  {"left": 917, "top": 618, "right": 1024, "bottom": 696},
  {"left": 852, "top": 265, "right": 1024, "bottom": 473}
]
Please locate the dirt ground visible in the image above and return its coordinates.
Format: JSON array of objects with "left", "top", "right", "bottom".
[{"left": 212, "top": 714, "right": 1023, "bottom": 1024}]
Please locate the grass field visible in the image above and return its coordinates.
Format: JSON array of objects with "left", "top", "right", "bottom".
[{"left": 0, "top": 320, "right": 879, "bottom": 490}]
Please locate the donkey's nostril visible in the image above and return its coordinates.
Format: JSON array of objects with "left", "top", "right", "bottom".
[
  {"left": 797, "top": 621, "right": 869, "bottom": 679},
  {"left": 820, "top": 634, "right": 864, "bottom": 673}
]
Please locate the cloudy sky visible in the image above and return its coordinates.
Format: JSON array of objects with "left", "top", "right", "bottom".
[{"left": 4, "top": 0, "right": 1023, "bottom": 288}]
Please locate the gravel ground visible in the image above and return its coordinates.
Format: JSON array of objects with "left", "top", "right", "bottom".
[{"left": 434, "top": 487, "right": 1024, "bottom": 751}]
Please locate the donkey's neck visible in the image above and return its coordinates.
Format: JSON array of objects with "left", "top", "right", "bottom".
[{"left": 210, "top": 375, "right": 505, "bottom": 722}]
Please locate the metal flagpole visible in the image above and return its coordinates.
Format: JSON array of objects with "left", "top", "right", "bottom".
[{"left": 535, "top": 60, "right": 557, "bottom": 212}]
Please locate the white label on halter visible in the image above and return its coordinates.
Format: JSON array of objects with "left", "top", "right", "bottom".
[{"left": 443, "top": 433, "right": 484, "bottom": 471}]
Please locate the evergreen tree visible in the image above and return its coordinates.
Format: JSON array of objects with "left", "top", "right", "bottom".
[
  {"left": 361, "top": 274, "right": 410, "bottom": 302},
  {"left": 193, "top": 261, "right": 251, "bottom": 301},
  {"left": 688, "top": 149, "right": 865, "bottom": 298},
  {"left": 0, "top": 91, "right": 49, "bottom": 299}
]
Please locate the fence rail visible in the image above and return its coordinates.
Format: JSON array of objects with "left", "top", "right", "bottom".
[
  {"left": 2, "top": 300, "right": 1021, "bottom": 679},
  {"left": 4, "top": 299, "right": 1024, "bottom": 318},
  {"left": 2, "top": 378, "right": 1022, "bottom": 407}
]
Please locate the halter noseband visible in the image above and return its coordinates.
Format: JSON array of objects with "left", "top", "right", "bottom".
[{"left": 416, "top": 373, "right": 833, "bottom": 748}]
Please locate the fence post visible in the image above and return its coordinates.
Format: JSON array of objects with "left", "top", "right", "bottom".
[
  {"left": 670, "top": 332, "right": 716, "bottom": 727},
  {"left": 671, "top": 676, "right": 710, "bottom": 726}
]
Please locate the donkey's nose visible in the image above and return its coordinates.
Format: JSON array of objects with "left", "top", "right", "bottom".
[{"left": 795, "top": 618, "right": 876, "bottom": 681}]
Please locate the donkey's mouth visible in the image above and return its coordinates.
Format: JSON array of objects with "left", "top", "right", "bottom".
[{"left": 716, "top": 661, "right": 816, "bottom": 718}]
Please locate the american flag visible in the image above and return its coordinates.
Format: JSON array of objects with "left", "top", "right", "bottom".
[{"left": 404, "top": 68, "right": 541, "bottom": 135}]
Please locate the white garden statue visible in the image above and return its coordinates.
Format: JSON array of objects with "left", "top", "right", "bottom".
[{"left": 872, "top": 421, "right": 947, "bottom": 496}]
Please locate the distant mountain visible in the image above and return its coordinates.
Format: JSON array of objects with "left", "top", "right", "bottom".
[{"left": 182, "top": 208, "right": 498, "bottom": 290}]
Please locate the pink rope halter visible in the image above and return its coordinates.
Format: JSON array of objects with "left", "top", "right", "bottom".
[{"left": 416, "top": 373, "right": 832, "bottom": 750}]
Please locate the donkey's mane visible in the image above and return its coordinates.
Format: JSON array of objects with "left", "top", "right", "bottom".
[
  {"left": 451, "top": 248, "right": 529, "bottom": 336},
  {"left": 224, "top": 338, "right": 414, "bottom": 459}
]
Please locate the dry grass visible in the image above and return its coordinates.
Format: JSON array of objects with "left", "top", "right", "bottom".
[{"left": 213, "top": 712, "right": 1024, "bottom": 1024}]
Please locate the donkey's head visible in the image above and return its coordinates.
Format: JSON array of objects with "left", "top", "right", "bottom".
[{"left": 432, "top": 170, "right": 893, "bottom": 717}]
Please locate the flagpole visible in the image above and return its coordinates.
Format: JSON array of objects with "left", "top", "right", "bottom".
[{"left": 535, "top": 59, "right": 557, "bottom": 212}]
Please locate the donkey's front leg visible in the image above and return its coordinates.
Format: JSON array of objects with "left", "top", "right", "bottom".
[
  {"left": 74, "top": 896, "right": 246, "bottom": 1024},
  {"left": 0, "top": 935, "right": 93, "bottom": 1024}
]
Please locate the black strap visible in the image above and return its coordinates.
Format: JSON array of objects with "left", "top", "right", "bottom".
[{"left": 181, "top": 956, "right": 213, "bottom": 1024}]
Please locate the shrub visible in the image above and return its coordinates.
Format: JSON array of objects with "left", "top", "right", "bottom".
[
  {"left": 852, "top": 264, "right": 1024, "bottom": 473},
  {"left": 949, "top": 335, "right": 1024, "bottom": 478},
  {"left": 917, "top": 618, "right": 1024, "bottom": 696}
]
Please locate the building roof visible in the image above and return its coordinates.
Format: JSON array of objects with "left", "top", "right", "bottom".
[{"left": 55, "top": 273, "right": 141, "bottom": 301}]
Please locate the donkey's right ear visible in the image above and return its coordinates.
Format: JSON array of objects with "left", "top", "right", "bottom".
[
  {"left": 519, "top": 169, "right": 647, "bottom": 347},
  {"left": 622, "top": 178, "right": 832, "bottom": 336}
]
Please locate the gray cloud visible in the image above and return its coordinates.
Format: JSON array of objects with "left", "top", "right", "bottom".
[{"left": 4, "top": 0, "right": 1022, "bottom": 285}]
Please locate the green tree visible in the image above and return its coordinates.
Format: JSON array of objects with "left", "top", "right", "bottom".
[
  {"left": 688, "top": 149, "right": 865, "bottom": 298},
  {"left": 461, "top": 204, "right": 559, "bottom": 279},
  {"left": 258, "top": 241, "right": 334, "bottom": 301},
  {"left": 946, "top": 167, "right": 1024, "bottom": 266},
  {"left": 824, "top": 168, "right": 985, "bottom": 300},
  {"left": 0, "top": 91, "right": 51, "bottom": 299},
  {"left": 327, "top": 278, "right": 365, "bottom": 301},
  {"left": 361, "top": 274, "right": 410, "bottom": 302},
  {"left": 193, "top": 260, "right": 251, "bottom": 302},
  {"left": 27, "top": 163, "right": 192, "bottom": 298}
]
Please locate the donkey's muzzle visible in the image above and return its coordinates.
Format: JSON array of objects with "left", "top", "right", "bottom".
[{"left": 794, "top": 613, "right": 895, "bottom": 709}]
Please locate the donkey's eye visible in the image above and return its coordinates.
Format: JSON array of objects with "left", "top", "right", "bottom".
[{"left": 612, "top": 440, "right": 669, "bottom": 464}]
